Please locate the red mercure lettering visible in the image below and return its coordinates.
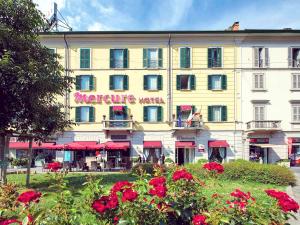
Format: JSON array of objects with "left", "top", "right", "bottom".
[
  {"left": 111, "top": 95, "right": 121, "bottom": 103},
  {"left": 88, "top": 95, "right": 96, "bottom": 103},
  {"left": 128, "top": 95, "right": 136, "bottom": 103},
  {"left": 103, "top": 95, "right": 111, "bottom": 104},
  {"left": 82, "top": 94, "right": 88, "bottom": 103},
  {"left": 121, "top": 95, "right": 127, "bottom": 103},
  {"left": 139, "top": 98, "right": 144, "bottom": 103},
  {"left": 74, "top": 92, "right": 83, "bottom": 103},
  {"left": 145, "top": 97, "right": 150, "bottom": 104},
  {"left": 150, "top": 97, "right": 155, "bottom": 103},
  {"left": 160, "top": 98, "right": 165, "bottom": 104},
  {"left": 96, "top": 95, "right": 103, "bottom": 103},
  {"left": 155, "top": 97, "right": 159, "bottom": 103}
]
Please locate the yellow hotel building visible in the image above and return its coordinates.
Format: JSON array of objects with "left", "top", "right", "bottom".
[{"left": 39, "top": 31, "right": 242, "bottom": 167}]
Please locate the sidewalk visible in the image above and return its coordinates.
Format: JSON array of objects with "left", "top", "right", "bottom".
[{"left": 287, "top": 167, "right": 300, "bottom": 225}]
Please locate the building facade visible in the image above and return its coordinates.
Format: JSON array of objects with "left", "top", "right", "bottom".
[{"left": 34, "top": 30, "right": 300, "bottom": 167}]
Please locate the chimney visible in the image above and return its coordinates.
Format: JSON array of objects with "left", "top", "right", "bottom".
[{"left": 231, "top": 22, "right": 239, "bottom": 31}]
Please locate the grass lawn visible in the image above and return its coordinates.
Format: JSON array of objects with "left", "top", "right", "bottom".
[{"left": 7, "top": 171, "right": 285, "bottom": 208}]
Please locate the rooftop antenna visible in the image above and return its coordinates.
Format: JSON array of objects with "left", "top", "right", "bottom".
[{"left": 45, "top": 2, "right": 72, "bottom": 32}]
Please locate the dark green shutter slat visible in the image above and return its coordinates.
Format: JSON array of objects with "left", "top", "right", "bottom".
[
  {"left": 192, "top": 105, "right": 195, "bottom": 114},
  {"left": 176, "top": 75, "right": 181, "bottom": 90},
  {"left": 110, "top": 49, "right": 114, "bottom": 68},
  {"left": 157, "top": 106, "right": 162, "bottom": 121},
  {"left": 208, "top": 106, "right": 212, "bottom": 122},
  {"left": 143, "top": 49, "right": 148, "bottom": 68},
  {"left": 176, "top": 106, "right": 180, "bottom": 118},
  {"left": 222, "top": 75, "right": 227, "bottom": 90},
  {"left": 143, "top": 106, "right": 148, "bottom": 122},
  {"left": 157, "top": 75, "right": 162, "bottom": 90},
  {"left": 89, "top": 107, "right": 95, "bottom": 122},
  {"left": 109, "top": 106, "right": 113, "bottom": 120},
  {"left": 109, "top": 76, "right": 113, "bottom": 90},
  {"left": 75, "top": 107, "right": 81, "bottom": 122},
  {"left": 124, "top": 75, "right": 128, "bottom": 90},
  {"left": 89, "top": 75, "right": 94, "bottom": 90},
  {"left": 158, "top": 48, "right": 163, "bottom": 68},
  {"left": 123, "top": 49, "right": 128, "bottom": 68},
  {"left": 186, "top": 48, "right": 191, "bottom": 68},
  {"left": 123, "top": 106, "right": 128, "bottom": 119},
  {"left": 180, "top": 48, "right": 186, "bottom": 68},
  {"left": 80, "top": 49, "right": 90, "bottom": 69},
  {"left": 190, "top": 75, "right": 195, "bottom": 90},
  {"left": 144, "top": 75, "right": 148, "bottom": 90},
  {"left": 80, "top": 49, "right": 84, "bottom": 68},
  {"left": 208, "top": 48, "right": 212, "bottom": 68},
  {"left": 208, "top": 75, "right": 212, "bottom": 90},
  {"left": 222, "top": 106, "right": 227, "bottom": 121},
  {"left": 217, "top": 48, "right": 222, "bottom": 67},
  {"left": 75, "top": 76, "right": 81, "bottom": 90}
]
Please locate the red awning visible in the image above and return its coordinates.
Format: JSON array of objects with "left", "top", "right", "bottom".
[
  {"left": 208, "top": 140, "right": 229, "bottom": 148},
  {"left": 64, "top": 141, "right": 98, "bottom": 150},
  {"left": 113, "top": 106, "right": 123, "bottom": 112},
  {"left": 143, "top": 141, "right": 162, "bottom": 148},
  {"left": 175, "top": 141, "right": 195, "bottom": 148},
  {"left": 86, "top": 143, "right": 105, "bottom": 150},
  {"left": 47, "top": 144, "right": 65, "bottom": 150},
  {"left": 180, "top": 105, "right": 192, "bottom": 111},
  {"left": 104, "top": 141, "right": 130, "bottom": 150},
  {"left": 9, "top": 142, "right": 56, "bottom": 150}
]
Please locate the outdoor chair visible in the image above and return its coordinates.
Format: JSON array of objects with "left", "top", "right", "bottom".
[
  {"left": 63, "top": 161, "right": 71, "bottom": 172},
  {"left": 90, "top": 161, "right": 99, "bottom": 171}
]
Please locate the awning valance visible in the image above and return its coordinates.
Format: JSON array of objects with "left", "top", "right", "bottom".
[
  {"left": 64, "top": 141, "right": 98, "bottom": 150},
  {"left": 104, "top": 141, "right": 130, "bottom": 150},
  {"left": 175, "top": 141, "right": 195, "bottom": 148},
  {"left": 9, "top": 142, "right": 56, "bottom": 150},
  {"left": 208, "top": 140, "right": 229, "bottom": 148},
  {"left": 112, "top": 106, "right": 124, "bottom": 112},
  {"left": 180, "top": 105, "right": 192, "bottom": 111},
  {"left": 251, "top": 144, "right": 280, "bottom": 148},
  {"left": 143, "top": 141, "right": 162, "bottom": 148}
]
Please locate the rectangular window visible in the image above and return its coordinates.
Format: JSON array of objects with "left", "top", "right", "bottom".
[
  {"left": 49, "top": 48, "right": 56, "bottom": 55},
  {"left": 143, "top": 48, "right": 163, "bottom": 68},
  {"left": 110, "top": 75, "right": 128, "bottom": 90},
  {"left": 289, "top": 47, "right": 300, "bottom": 68},
  {"left": 180, "top": 47, "right": 191, "bottom": 68},
  {"left": 254, "top": 105, "right": 265, "bottom": 120},
  {"left": 144, "top": 106, "right": 162, "bottom": 122},
  {"left": 208, "top": 75, "right": 227, "bottom": 90},
  {"left": 292, "top": 105, "right": 300, "bottom": 122},
  {"left": 253, "top": 73, "right": 265, "bottom": 89},
  {"left": 208, "top": 106, "right": 227, "bottom": 122},
  {"left": 110, "top": 49, "right": 128, "bottom": 68},
  {"left": 80, "top": 48, "right": 91, "bottom": 69},
  {"left": 75, "top": 106, "right": 95, "bottom": 122},
  {"left": 176, "top": 75, "right": 195, "bottom": 90},
  {"left": 292, "top": 74, "right": 300, "bottom": 89},
  {"left": 208, "top": 48, "right": 222, "bottom": 68},
  {"left": 253, "top": 47, "right": 269, "bottom": 68},
  {"left": 144, "top": 75, "right": 162, "bottom": 90},
  {"left": 75, "top": 75, "right": 94, "bottom": 91}
]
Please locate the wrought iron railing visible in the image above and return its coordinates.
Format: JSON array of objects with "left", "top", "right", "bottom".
[
  {"left": 246, "top": 120, "right": 281, "bottom": 130},
  {"left": 172, "top": 119, "right": 204, "bottom": 129},
  {"left": 102, "top": 120, "right": 133, "bottom": 130}
]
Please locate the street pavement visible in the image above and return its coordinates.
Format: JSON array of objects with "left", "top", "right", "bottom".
[{"left": 287, "top": 167, "right": 300, "bottom": 225}]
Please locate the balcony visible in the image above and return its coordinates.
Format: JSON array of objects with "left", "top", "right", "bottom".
[
  {"left": 246, "top": 120, "right": 281, "bottom": 133},
  {"left": 102, "top": 115, "right": 134, "bottom": 132},
  {"left": 172, "top": 119, "right": 204, "bottom": 130}
]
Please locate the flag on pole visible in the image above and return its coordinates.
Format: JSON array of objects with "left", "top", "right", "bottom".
[
  {"left": 186, "top": 109, "right": 194, "bottom": 126},
  {"left": 178, "top": 111, "right": 182, "bottom": 127}
]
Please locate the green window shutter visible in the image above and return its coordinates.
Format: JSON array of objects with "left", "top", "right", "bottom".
[
  {"left": 176, "top": 106, "right": 180, "bottom": 118},
  {"left": 123, "top": 49, "right": 128, "bottom": 68},
  {"left": 89, "top": 75, "right": 94, "bottom": 90},
  {"left": 110, "top": 49, "right": 114, "bottom": 68},
  {"left": 76, "top": 76, "right": 81, "bottom": 90},
  {"left": 176, "top": 75, "right": 181, "bottom": 90},
  {"left": 208, "top": 48, "right": 212, "bottom": 68},
  {"left": 217, "top": 48, "right": 222, "bottom": 67},
  {"left": 80, "top": 49, "right": 90, "bottom": 69},
  {"left": 192, "top": 105, "right": 195, "bottom": 114},
  {"left": 208, "top": 75, "right": 212, "bottom": 90},
  {"left": 144, "top": 75, "right": 148, "bottom": 90},
  {"left": 186, "top": 47, "right": 191, "bottom": 68},
  {"left": 75, "top": 107, "right": 81, "bottom": 122},
  {"left": 158, "top": 48, "right": 163, "bottom": 68},
  {"left": 157, "top": 106, "right": 163, "bottom": 121},
  {"left": 157, "top": 75, "right": 162, "bottom": 90},
  {"left": 180, "top": 48, "right": 186, "bottom": 68},
  {"left": 221, "top": 106, "right": 227, "bottom": 121},
  {"left": 208, "top": 106, "right": 212, "bottom": 122},
  {"left": 89, "top": 107, "right": 95, "bottom": 122},
  {"left": 190, "top": 75, "right": 195, "bottom": 90},
  {"left": 123, "top": 106, "right": 128, "bottom": 119},
  {"left": 143, "top": 106, "right": 148, "bottom": 122},
  {"left": 109, "top": 106, "right": 113, "bottom": 120},
  {"left": 143, "top": 49, "right": 148, "bottom": 68},
  {"left": 123, "top": 75, "right": 128, "bottom": 90},
  {"left": 109, "top": 76, "right": 114, "bottom": 90},
  {"left": 221, "top": 75, "right": 227, "bottom": 90}
]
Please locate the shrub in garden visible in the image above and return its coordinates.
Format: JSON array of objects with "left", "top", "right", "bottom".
[{"left": 131, "top": 163, "right": 166, "bottom": 176}]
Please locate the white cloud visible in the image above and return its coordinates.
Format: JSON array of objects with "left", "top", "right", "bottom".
[
  {"left": 87, "top": 22, "right": 116, "bottom": 31},
  {"left": 33, "top": 0, "right": 66, "bottom": 18}
]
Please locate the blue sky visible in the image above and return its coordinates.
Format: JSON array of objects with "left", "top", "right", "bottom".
[{"left": 33, "top": 0, "right": 300, "bottom": 31}]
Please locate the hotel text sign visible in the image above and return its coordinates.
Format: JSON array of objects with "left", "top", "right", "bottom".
[{"left": 74, "top": 92, "right": 165, "bottom": 104}]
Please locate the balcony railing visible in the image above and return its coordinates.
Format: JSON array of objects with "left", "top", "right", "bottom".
[
  {"left": 246, "top": 120, "right": 281, "bottom": 131},
  {"left": 172, "top": 119, "right": 204, "bottom": 130},
  {"left": 102, "top": 120, "right": 133, "bottom": 130}
]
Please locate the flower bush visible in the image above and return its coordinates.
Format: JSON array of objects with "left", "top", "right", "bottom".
[{"left": 203, "top": 162, "right": 224, "bottom": 174}]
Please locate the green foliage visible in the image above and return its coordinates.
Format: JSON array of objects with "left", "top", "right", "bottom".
[
  {"left": 131, "top": 163, "right": 167, "bottom": 176},
  {"left": 164, "top": 157, "right": 174, "bottom": 164},
  {"left": 11, "top": 158, "right": 28, "bottom": 167}
]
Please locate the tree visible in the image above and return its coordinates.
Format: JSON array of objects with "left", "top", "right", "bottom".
[{"left": 0, "top": 0, "right": 73, "bottom": 185}]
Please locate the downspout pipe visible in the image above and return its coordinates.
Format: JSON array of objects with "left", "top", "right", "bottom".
[
  {"left": 167, "top": 34, "right": 172, "bottom": 122},
  {"left": 63, "top": 34, "right": 70, "bottom": 118}
]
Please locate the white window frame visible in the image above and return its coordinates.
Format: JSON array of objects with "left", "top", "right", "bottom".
[
  {"left": 291, "top": 73, "right": 300, "bottom": 90},
  {"left": 253, "top": 104, "right": 266, "bottom": 121},
  {"left": 147, "top": 106, "right": 158, "bottom": 122},
  {"left": 112, "top": 75, "right": 125, "bottom": 90},
  {"left": 79, "top": 48, "right": 92, "bottom": 69},
  {"left": 252, "top": 73, "right": 266, "bottom": 90},
  {"left": 291, "top": 104, "right": 300, "bottom": 123},
  {"left": 49, "top": 48, "right": 57, "bottom": 53},
  {"left": 179, "top": 47, "right": 192, "bottom": 68},
  {"left": 80, "top": 106, "right": 90, "bottom": 122},
  {"left": 211, "top": 75, "right": 222, "bottom": 90},
  {"left": 147, "top": 48, "right": 159, "bottom": 68},
  {"left": 211, "top": 106, "right": 222, "bottom": 122},
  {"left": 179, "top": 75, "right": 192, "bottom": 90},
  {"left": 111, "top": 48, "right": 125, "bottom": 69},
  {"left": 208, "top": 47, "right": 223, "bottom": 68},
  {"left": 146, "top": 75, "right": 159, "bottom": 90}
]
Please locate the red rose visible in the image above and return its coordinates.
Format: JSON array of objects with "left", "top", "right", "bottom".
[
  {"left": 92, "top": 199, "right": 107, "bottom": 213},
  {"left": 121, "top": 188, "right": 138, "bottom": 202},
  {"left": 47, "top": 162, "right": 62, "bottom": 172},
  {"left": 149, "top": 185, "right": 167, "bottom": 198},
  {"left": 17, "top": 190, "right": 41, "bottom": 205},
  {"left": 172, "top": 169, "right": 193, "bottom": 181},
  {"left": 0, "top": 219, "right": 21, "bottom": 225},
  {"left": 278, "top": 197, "right": 299, "bottom": 212},
  {"left": 149, "top": 176, "right": 166, "bottom": 187},
  {"left": 92, "top": 194, "right": 119, "bottom": 214},
  {"left": 27, "top": 215, "right": 33, "bottom": 224},
  {"left": 203, "top": 162, "right": 224, "bottom": 174},
  {"left": 192, "top": 214, "right": 208, "bottom": 225},
  {"left": 265, "top": 189, "right": 289, "bottom": 200},
  {"left": 111, "top": 181, "right": 133, "bottom": 193},
  {"left": 230, "top": 189, "right": 251, "bottom": 201},
  {"left": 106, "top": 193, "right": 119, "bottom": 209}
]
